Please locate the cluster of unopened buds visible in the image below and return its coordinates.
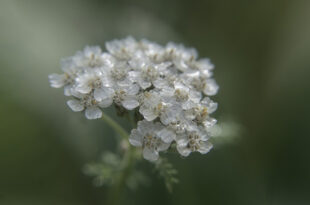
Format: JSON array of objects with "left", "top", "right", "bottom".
[{"left": 49, "top": 37, "right": 219, "bottom": 161}]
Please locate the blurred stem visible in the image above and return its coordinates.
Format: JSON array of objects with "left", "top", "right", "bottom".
[
  {"left": 109, "top": 145, "right": 135, "bottom": 205},
  {"left": 101, "top": 112, "right": 136, "bottom": 205},
  {"left": 101, "top": 112, "right": 129, "bottom": 140}
]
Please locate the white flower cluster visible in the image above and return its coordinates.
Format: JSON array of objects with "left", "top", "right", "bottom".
[{"left": 49, "top": 37, "right": 219, "bottom": 161}]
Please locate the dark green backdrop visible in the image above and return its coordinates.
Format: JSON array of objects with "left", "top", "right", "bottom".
[{"left": 1, "top": 0, "right": 310, "bottom": 204}]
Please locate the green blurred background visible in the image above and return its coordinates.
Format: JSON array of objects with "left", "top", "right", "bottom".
[{"left": 1, "top": 0, "right": 310, "bottom": 204}]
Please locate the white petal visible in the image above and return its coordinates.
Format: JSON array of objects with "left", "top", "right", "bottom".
[
  {"left": 182, "top": 100, "right": 196, "bottom": 110},
  {"left": 70, "top": 89, "right": 83, "bottom": 98},
  {"left": 189, "top": 90, "right": 202, "bottom": 103},
  {"left": 157, "top": 129, "right": 175, "bottom": 143},
  {"left": 97, "top": 98, "right": 113, "bottom": 108},
  {"left": 67, "top": 100, "right": 84, "bottom": 112},
  {"left": 76, "top": 85, "right": 92, "bottom": 94},
  {"left": 94, "top": 87, "right": 114, "bottom": 101},
  {"left": 129, "top": 129, "right": 143, "bottom": 147},
  {"left": 184, "top": 109, "right": 196, "bottom": 120},
  {"left": 64, "top": 85, "right": 73, "bottom": 96},
  {"left": 201, "top": 97, "right": 210, "bottom": 105},
  {"left": 204, "top": 79, "right": 219, "bottom": 96},
  {"left": 101, "top": 53, "right": 115, "bottom": 67},
  {"left": 160, "top": 105, "right": 180, "bottom": 125},
  {"left": 157, "top": 141, "right": 171, "bottom": 152},
  {"left": 201, "top": 97, "right": 218, "bottom": 113},
  {"left": 122, "top": 99, "right": 139, "bottom": 110},
  {"left": 143, "top": 147, "right": 159, "bottom": 161},
  {"left": 199, "top": 131, "right": 209, "bottom": 141},
  {"left": 160, "top": 86, "right": 175, "bottom": 97},
  {"left": 101, "top": 76, "right": 114, "bottom": 87},
  {"left": 48, "top": 74, "right": 65, "bottom": 88},
  {"left": 176, "top": 135, "right": 189, "bottom": 147},
  {"left": 197, "top": 58, "right": 214, "bottom": 74},
  {"left": 128, "top": 71, "right": 140, "bottom": 82},
  {"left": 153, "top": 78, "right": 167, "bottom": 89},
  {"left": 139, "top": 80, "right": 152, "bottom": 90},
  {"left": 128, "top": 58, "right": 142, "bottom": 68},
  {"left": 208, "top": 102, "right": 218, "bottom": 114},
  {"left": 176, "top": 145, "right": 191, "bottom": 157},
  {"left": 85, "top": 106, "right": 102, "bottom": 119},
  {"left": 155, "top": 62, "right": 172, "bottom": 71},
  {"left": 198, "top": 141, "right": 213, "bottom": 154},
  {"left": 105, "top": 36, "right": 136, "bottom": 58},
  {"left": 84, "top": 46, "right": 101, "bottom": 57},
  {"left": 139, "top": 106, "right": 158, "bottom": 121},
  {"left": 153, "top": 122, "right": 165, "bottom": 131},
  {"left": 117, "top": 79, "right": 132, "bottom": 87},
  {"left": 126, "top": 84, "right": 140, "bottom": 95},
  {"left": 174, "top": 82, "right": 188, "bottom": 91},
  {"left": 137, "top": 120, "right": 153, "bottom": 135},
  {"left": 203, "top": 118, "right": 217, "bottom": 128}
]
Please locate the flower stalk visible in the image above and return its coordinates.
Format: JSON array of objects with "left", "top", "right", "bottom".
[
  {"left": 101, "top": 112, "right": 129, "bottom": 140},
  {"left": 101, "top": 111, "right": 137, "bottom": 204}
]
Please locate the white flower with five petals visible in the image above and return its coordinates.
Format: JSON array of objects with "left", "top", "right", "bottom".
[
  {"left": 129, "top": 120, "right": 172, "bottom": 161},
  {"left": 113, "top": 83, "right": 140, "bottom": 110},
  {"left": 176, "top": 125, "right": 213, "bottom": 157},
  {"left": 67, "top": 92, "right": 111, "bottom": 120}
]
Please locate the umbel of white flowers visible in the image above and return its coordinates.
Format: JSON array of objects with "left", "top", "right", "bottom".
[{"left": 49, "top": 37, "right": 219, "bottom": 161}]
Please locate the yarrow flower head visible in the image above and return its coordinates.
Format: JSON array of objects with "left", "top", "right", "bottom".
[{"left": 49, "top": 36, "right": 219, "bottom": 161}]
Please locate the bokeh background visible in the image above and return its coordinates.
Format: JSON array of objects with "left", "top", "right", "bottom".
[{"left": 1, "top": 0, "right": 310, "bottom": 204}]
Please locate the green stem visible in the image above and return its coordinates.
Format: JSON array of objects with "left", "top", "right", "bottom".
[
  {"left": 110, "top": 146, "right": 135, "bottom": 204},
  {"left": 101, "top": 112, "right": 136, "bottom": 205},
  {"left": 101, "top": 112, "right": 129, "bottom": 140}
]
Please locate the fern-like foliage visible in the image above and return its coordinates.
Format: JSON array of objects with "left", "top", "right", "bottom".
[
  {"left": 83, "top": 152, "right": 121, "bottom": 186},
  {"left": 154, "top": 158, "right": 179, "bottom": 192}
]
